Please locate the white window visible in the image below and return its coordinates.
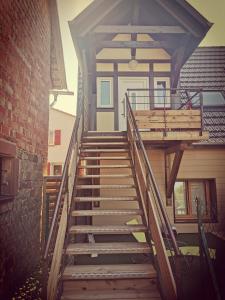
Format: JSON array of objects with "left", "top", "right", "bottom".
[
  {"left": 97, "top": 77, "right": 113, "bottom": 108},
  {"left": 48, "top": 130, "right": 54, "bottom": 145},
  {"left": 154, "top": 77, "right": 171, "bottom": 108}
]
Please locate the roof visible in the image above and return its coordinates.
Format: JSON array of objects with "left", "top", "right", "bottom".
[
  {"left": 180, "top": 47, "right": 225, "bottom": 145},
  {"left": 49, "top": 0, "right": 67, "bottom": 89},
  {"left": 50, "top": 107, "right": 75, "bottom": 118},
  {"left": 69, "top": 0, "right": 211, "bottom": 87},
  {"left": 180, "top": 47, "right": 225, "bottom": 89}
]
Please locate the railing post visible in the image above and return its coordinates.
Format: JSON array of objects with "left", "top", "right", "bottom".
[
  {"left": 163, "top": 93, "right": 167, "bottom": 137},
  {"left": 45, "top": 194, "right": 50, "bottom": 244},
  {"left": 199, "top": 90, "right": 204, "bottom": 136}
]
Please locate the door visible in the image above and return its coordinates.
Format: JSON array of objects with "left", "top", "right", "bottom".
[{"left": 118, "top": 77, "right": 149, "bottom": 131}]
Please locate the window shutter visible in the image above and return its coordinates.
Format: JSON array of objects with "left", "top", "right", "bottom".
[
  {"left": 54, "top": 130, "right": 61, "bottom": 145},
  {"left": 47, "top": 162, "right": 50, "bottom": 175}
]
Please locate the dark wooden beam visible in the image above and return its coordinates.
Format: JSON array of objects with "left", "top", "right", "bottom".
[
  {"left": 80, "top": 0, "right": 123, "bottom": 36},
  {"left": 156, "top": 0, "right": 202, "bottom": 37},
  {"left": 166, "top": 150, "right": 184, "bottom": 198},
  {"left": 165, "top": 142, "right": 188, "bottom": 155},
  {"left": 94, "top": 25, "right": 186, "bottom": 34},
  {"left": 99, "top": 40, "right": 174, "bottom": 49},
  {"left": 171, "top": 35, "right": 191, "bottom": 87}
]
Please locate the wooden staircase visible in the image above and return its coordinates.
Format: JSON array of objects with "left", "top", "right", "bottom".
[{"left": 61, "top": 132, "right": 162, "bottom": 300}]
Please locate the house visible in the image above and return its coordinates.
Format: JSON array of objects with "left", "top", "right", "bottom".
[
  {"left": 47, "top": 107, "right": 75, "bottom": 176},
  {"left": 0, "top": 0, "right": 66, "bottom": 298},
  {"left": 43, "top": 1, "right": 224, "bottom": 300}
]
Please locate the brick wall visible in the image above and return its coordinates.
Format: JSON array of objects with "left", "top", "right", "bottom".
[{"left": 0, "top": 1, "right": 51, "bottom": 298}]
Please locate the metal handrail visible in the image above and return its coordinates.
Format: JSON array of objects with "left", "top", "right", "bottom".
[
  {"left": 126, "top": 93, "right": 180, "bottom": 255},
  {"left": 44, "top": 103, "right": 83, "bottom": 260}
]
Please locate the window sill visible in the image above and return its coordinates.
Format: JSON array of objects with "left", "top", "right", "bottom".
[{"left": 175, "top": 217, "right": 216, "bottom": 224}]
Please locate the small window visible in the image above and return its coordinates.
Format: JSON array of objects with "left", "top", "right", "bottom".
[
  {"left": 53, "top": 164, "right": 62, "bottom": 176},
  {"left": 154, "top": 78, "right": 170, "bottom": 108},
  {"left": 174, "top": 179, "right": 217, "bottom": 223},
  {"left": 0, "top": 140, "right": 18, "bottom": 202},
  {"left": 48, "top": 130, "right": 54, "bottom": 145},
  {"left": 97, "top": 77, "right": 113, "bottom": 108},
  {"left": 156, "top": 81, "right": 166, "bottom": 106},
  {"left": 48, "top": 130, "right": 61, "bottom": 146}
]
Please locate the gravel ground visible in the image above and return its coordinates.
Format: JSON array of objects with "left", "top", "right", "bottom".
[{"left": 11, "top": 266, "right": 42, "bottom": 300}]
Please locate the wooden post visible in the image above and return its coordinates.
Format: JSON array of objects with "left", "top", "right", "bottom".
[{"left": 166, "top": 150, "right": 184, "bottom": 198}]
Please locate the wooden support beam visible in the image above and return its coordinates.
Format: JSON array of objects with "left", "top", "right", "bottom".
[
  {"left": 94, "top": 25, "right": 186, "bottom": 34},
  {"left": 99, "top": 40, "right": 173, "bottom": 49},
  {"left": 165, "top": 142, "right": 188, "bottom": 155},
  {"left": 171, "top": 35, "right": 191, "bottom": 87},
  {"left": 166, "top": 150, "right": 184, "bottom": 198}
]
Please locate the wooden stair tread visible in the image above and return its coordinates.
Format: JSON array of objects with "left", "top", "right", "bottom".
[
  {"left": 82, "top": 142, "right": 128, "bottom": 146},
  {"left": 78, "top": 174, "right": 133, "bottom": 179},
  {"left": 77, "top": 164, "right": 131, "bottom": 169},
  {"left": 72, "top": 209, "right": 142, "bottom": 217},
  {"left": 69, "top": 225, "right": 147, "bottom": 234},
  {"left": 62, "top": 264, "right": 156, "bottom": 280},
  {"left": 61, "top": 289, "right": 161, "bottom": 300},
  {"left": 83, "top": 136, "right": 127, "bottom": 140},
  {"left": 76, "top": 184, "right": 135, "bottom": 189},
  {"left": 81, "top": 149, "right": 129, "bottom": 153},
  {"left": 74, "top": 196, "right": 137, "bottom": 202},
  {"left": 66, "top": 242, "right": 150, "bottom": 255},
  {"left": 81, "top": 156, "right": 130, "bottom": 160}
]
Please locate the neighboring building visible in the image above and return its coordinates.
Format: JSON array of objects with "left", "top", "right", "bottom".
[
  {"left": 0, "top": 0, "right": 66, "bottom": 298},
  {"left": 47, "top": 107, "right": 75, "bottom": 175}
]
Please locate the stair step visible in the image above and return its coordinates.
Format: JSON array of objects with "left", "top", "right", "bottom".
[
  {"left": 82, "top": 142, "right": 128, "bottom": 147},
  {"left": 72, "top": 209, "right": 142, "bottom": 217},
  {"left": 62, "top": 264, "right": 156, "bottom": 280},
  {"left": 81, "top": 156, "right": 130, "bottom": 160},
  {"left": 81, "top": 149, "right": 129, "bottom": 153},
  {"left": 83, "top": 136, "right": 127, "bottom": 141},
  {"left": 85, "top": 131, "right": 125, "bottom": 136},
  {"left": 78, "top": 174, "right": 133, "bottom": 179},
  {"left": 74, "top": 196, "right": 137, "bottom": 202},
  {"left": 77, "top": 164, "right": 131, "bottom": 169},
  {"left": 66, "top": 242, "right": 150, "bottom": 255},
  {"left": 61, "top": 289, "right": 160, "bottom": 300},
  {"left": 69, "top": 225, "right": 147, "bottom": 234},
  {"left": 76, "top": 184, "right": 135, "bottom": 189}
]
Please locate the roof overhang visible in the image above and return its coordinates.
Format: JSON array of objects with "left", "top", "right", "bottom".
[{"left": 69, "top": 0, "right": 212, "bottom": 87}]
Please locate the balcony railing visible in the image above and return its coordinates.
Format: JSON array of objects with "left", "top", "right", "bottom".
[{"left": 126, "top": 88, "right": 208, "bottom": 141}]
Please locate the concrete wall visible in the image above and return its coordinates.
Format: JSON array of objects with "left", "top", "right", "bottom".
[{"left": 0, "top": 1, "right": 51, "bottom": 298}]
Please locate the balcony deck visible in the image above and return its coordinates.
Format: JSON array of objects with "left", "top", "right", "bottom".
[
  {"left": 127, "top": 88, "right": 209, "bottom": 143},
  {"left": 133, "top": 110, "right": 209, "bottom": 142}
]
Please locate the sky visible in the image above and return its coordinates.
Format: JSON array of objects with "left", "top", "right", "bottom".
[{"left": 53, "top": 0, "right": 225, "bottom": 115}]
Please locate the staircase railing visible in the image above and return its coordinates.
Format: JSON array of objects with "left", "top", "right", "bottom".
[
  {"left": 42, "top": 90, "right": 84, "bottom": 300},
  {"left": 197, "top": 197, "right": 222, "bottom": 300},
  {"left": 126, "top": 93, "right": 180, "bottom": 300}
]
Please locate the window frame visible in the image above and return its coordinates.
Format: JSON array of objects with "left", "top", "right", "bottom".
[
  {"left": 173, "top": 179, "right": 217, "bottom": 223},
  {"left": 97, "top": 77, "right": 114, "bottom": 108},
  {"left": 48, "top": 130, "right": 55, "bottom": 146},
  {"left": 0, "top": 139, "right": 18, "bottom": 203}
]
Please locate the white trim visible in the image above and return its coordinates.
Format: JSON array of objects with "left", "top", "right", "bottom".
[{"left": 97, "top": 77, "right": 114, "bottom": 108}]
